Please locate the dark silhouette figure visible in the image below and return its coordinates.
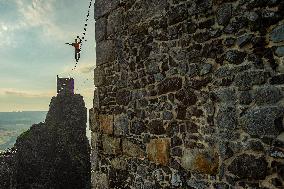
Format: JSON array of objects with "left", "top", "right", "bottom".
[{"left": 66, "top": 36, "right": 82, "bottom": 62}]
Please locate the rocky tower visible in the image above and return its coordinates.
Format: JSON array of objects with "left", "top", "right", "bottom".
[
  {"left": 91, "top": 0, "right": 284, "bottom": 188},
  {"left": 8, "top": 78, "right": 91, "bottom": 188}
]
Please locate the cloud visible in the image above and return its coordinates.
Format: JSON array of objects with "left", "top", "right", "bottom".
[{"left": 0, "top": 88, "right": 55, "bottom": 98}]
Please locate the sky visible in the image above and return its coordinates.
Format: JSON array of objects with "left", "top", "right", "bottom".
[{"left": 0, "top": 0, "right": 96, "bottom": 112}]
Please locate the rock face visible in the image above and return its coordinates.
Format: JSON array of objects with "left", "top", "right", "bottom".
[
  {"left": 0, "top": 93, "right": 91, "bottom": 188},
  {"left": 92, "top": 0, "right": 284, "bottom": 188}
]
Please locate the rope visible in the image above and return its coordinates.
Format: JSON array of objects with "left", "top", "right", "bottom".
[{"left": 72, "top": 0, "right": 94, "bottom": 70}]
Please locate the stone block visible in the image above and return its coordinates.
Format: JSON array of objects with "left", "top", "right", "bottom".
[
  {"left": 102, "top": 134, "right": 121, "bottom": 155},
  {"left": 175, "top": 89, "right": 197, "bottom": 106},
  {"left": 276, "top": 46, "right": 284, "bottom": 57},
  {"left": 95, "top": 17, "right": 107, "bottom": 42},
  {"left": 270, "top": 24, "right": 284, "bottom": 43},
  {"left": 181, "top": 149, "right": 219, "bottom": 175},
  {"left": 157, "top": 77, "right": 183, "bottom": 95},
  {"left": 147, "top": 119, "right": 165, "bottom": 135},
  {"left": 147, "top": 138, "right": 170, "bottom": 166},
  {"left": 253, "top": 86, "right": 282, "bottom": 105},
  {"left": 99, "top": 115, "right": 114, "bottom": 135},
  {"left": 89, "top": 108, "right": 99, "bottom": 132},
  {"left": 216, "top": 3, "right": 232, "bottom": 26},
  {"left": 216, "top": 105, "right": 237, "bottom": 129},
  {"left": 114, "top": 114, "right": 129, "bottom": 136},
  {"left": 122, "top": 139, "right": 145, "bottom": 158},
  {"left": 212, "top": 88, "right": 236, "bottom": 103},
  {"left": 94, "top": 66, "right": 105, "bottom": 87},
  {"left": 228, "top": 154, "right": 268, "bottom": 180},
  {"left": 94, "top": 0, "right": 119, "bottom": 19},
  {"left": 96, "top": 40, "right": 116, "bottom": 66},
  {"left": 240, "top": 106, "right": 284, "bottom": 137},
  {"left": 116, "top": 89, "right": 131, "bottom": 106},
  {"left": 234, "top": 71, "right": 269, "bottom": 90},
  {"left": 130, "top": 121, "right": 146, "bottom": 135},
  {"left": 111, "top": 157, "right": 127, "bottom": 170},
  {"left": 91, "top": 172, "right": 109, "bottom": 189}
]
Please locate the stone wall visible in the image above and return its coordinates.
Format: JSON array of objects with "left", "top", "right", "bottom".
[{"left": 91, "top": 0, "right": 284, "bottom": 188}]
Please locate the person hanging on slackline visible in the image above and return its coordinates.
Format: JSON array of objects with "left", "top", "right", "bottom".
[{"left": 65, "top": 36, "right": 82, "bottom": 62}]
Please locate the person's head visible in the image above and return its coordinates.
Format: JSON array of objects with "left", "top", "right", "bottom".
[{"left": 75, "top": 39, "right": 77, "bottom": 43}]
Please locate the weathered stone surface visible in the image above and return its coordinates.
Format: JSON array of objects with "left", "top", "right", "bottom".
[
  {"left": 168, "top": 4, "right": 188, "bottom": 25},
  {"left": 99, "top": 115, "right": 114, "bottom": 134},
  {"left": 111, "top": 157, "right": 127, "bottom": 170},
  {"left": 216, "top": 105, "right": 237, "bottom": 129},
  {"left": 225, "top": 50, "right": 246, "bottom": 64},
  {"left": 147, "top": 138, "right": 170, "bottom": 166},
  {"left": 253, "top": 86, "right": 282, "bottom": 105},
  {"left": 237, "top": 34, "right": 253, "bottom": 48},
  {"left": 91, "top": 0, "right": 284, "bottom": 187},
  {"left": 94, "top": 66, "right": 105, "bottom": 87},
  {"left": 91, "top": 172, "right": 109, "bottom": 189},
  {"left": 114, "top": 114, "right": 129, "bottom": 136},
  {"left": 122, "top": 139, "right": 145, "bottom": 158},
  {"left": 270, "top": 24, "right": 284, "bottom": 43},
  {"left": 107, "top": 7, "right": 123, "bottom": 37},
  {"left": 228, "top": 154, "right": 268, "bottom": 180},
  {"left": 95, "top": 17, "right": 107, "bottom": 42},
  {"left": 116, "top": 89, "right": 131, "bottom": 106},
  {"left": 102, "top": 135, "right": 121, "bottom": 155},
  {"left": 130, "top": 121, "right": 146, "bottom": 135},
  {"left": 240, "top": 106, "right": 284, "bottom": 137},
  {"left": 157, "top": 77, "right": 183, "bottom": 95},
  {"left": 234, "top": 71, "right": 269, "bottom": 90},
  {"left": 96, "top": 40, "right": 116, "bottom": 65},
  {"left": 277, "top": 132, "right": 284, "bottom": 143},
  {"left": 270, "top": 74, "right": 284, "bottom": 85},
  {"left": 175, "top": 89, "right": 198, "bottom": 106},
  {"left": 126, "top": 0, "right": 167, "bottom": 25},
  {"left": 94, "top": 0, "right": 119, "bottom": 19},
  {"left": 181, "top": 149, "right": 219, "bottom": 175},
  {"left": 216, "top": 3, "right": 232, "bottom": 26},
  {"left": 212, "top": 88, "right": 236, "bottom": 103},
  {"left": 275, "top": 46, "right": 284, "bottom": 56},
  {"left": 147, "top": 120, "right": 165, "bottom": 135},
  {"left": 89, "top": 108, "right": 99, "bottom": 132}
]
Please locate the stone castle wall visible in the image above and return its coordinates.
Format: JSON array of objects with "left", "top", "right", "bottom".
[{"left": 90, "top": 0, "right": 284, "bottom": 188}]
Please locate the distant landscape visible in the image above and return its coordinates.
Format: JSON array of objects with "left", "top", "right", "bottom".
[{"left": 0, "top": 111, "right": 47, "bottom": 152}]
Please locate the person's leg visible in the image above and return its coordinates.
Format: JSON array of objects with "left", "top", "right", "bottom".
[{"left": 75, "top": 52, "right": 78, "bottom": 62}]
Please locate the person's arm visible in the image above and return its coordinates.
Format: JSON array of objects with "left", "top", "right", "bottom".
[{"left": 65, "top": 43, "right": 72, "bottom": 46}]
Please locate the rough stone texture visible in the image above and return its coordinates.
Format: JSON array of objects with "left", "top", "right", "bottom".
[
  {"left": 122, "top": 139, "right": 145, "bottom": 158},
  {"left": 94, "top": 0, "right": 119, "bottom": 19},
  {"left": 147, "top": 138, "right": 170, "bottom": 166},
  {"left": 181, "top": 149, "right": 219, "bottom": 175},
  {"left": 271, "top": 24, "right": 284, "bottom": 43},
  {"left": 99, "top": 114, "right": 113, "bottom": 135},
  {"left": 1, "top": 92, "right": 91, "bottom": 188},
  {"left": 96, "top": 40, "right": 116, "bottom": 66},
  {"left": 240, "top": 106, "right": 284, "bottom": 137},
  {"left": 92, "top": 0, "right": 284, "bottom": 188},
  {"left": 94, "top": 66, "right": 105, "bottom": 86},
  {"left": 95, "top": 17, "right": 107, "bottom": 42},
  {"left": 228, "top": 154, "right": 268, "bottom": 180},
  {"left": 102, "top": 135, "right": 121, "bottom": 155},
  {"left": 114, "top": 114, "right": 129, "bottom": 136}
]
